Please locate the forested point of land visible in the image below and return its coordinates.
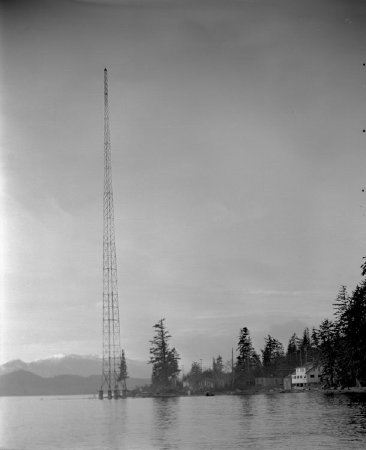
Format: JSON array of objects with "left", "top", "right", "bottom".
[{"left": 144, "top": 263, "right": 366, "bottom": 393}]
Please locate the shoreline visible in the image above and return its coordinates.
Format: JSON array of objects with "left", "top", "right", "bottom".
[
  {"left": 2, "top": 386, "right": 366, "bottom": 398},
  {"left": 322, "top": 387, "right": 366, "bottom": 395}
]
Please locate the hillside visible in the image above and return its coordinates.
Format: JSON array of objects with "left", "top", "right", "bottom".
[
  {"left": 0, "top": 354, "right": 151, "bottom": 379},
  {"left": 0, "top": 370, "right": 150, "bottom": 396}
]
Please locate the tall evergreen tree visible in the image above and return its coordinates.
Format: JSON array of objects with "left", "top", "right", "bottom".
[
  {"left": 235, "top": 327, "right": 261, "bottom": 386},
  {"left": 261, "top": 335, "right": 285, "bottom": 376},
  {"left": 213, "top": 355, "right": 224, "bottom": 376},
  {"left": 250, "top": 351, "right": 262, "bottom": 377},
  {"left": 315, "top": 319, "right": 339, "bottom": 387},
  {"left": 286, "top": 333, "right": 299, "bottom": 370},
  {"left": 300, "top": 328, "right": 311, "bottom": 364},
  {"left": 149, "top": 318, "right": 180, "bottom": 389},
  {"left": 335, "top": 282, "right": 366, "bottom": 386},
  {"left": 310, "top": 327, "right": 320, "bottom": 364},
  {"left": 118, "top": 349, "right": 128, "bottom": 395},
  {"left": 315, "top": 282, "right": 366, "bottom": 388},
  {"left": 186, "top": 361, "right": 202, "bottom": 390},
  {"left": 118, "top": 349, "right": 128, "bottom": 383},
  {"left": 333, "top": 285, "right": 349, "bottom": 323},
  {"left": 237, "top": 327, "right": 254, "bottom": 369}
]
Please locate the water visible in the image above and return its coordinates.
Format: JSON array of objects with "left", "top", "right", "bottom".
[{"left": 1, "top": 392, "right": 366, "bottom": 449}]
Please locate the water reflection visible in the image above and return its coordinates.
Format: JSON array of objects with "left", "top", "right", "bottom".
[
  {"left": 2, "top": 393, "right": 366, "bottom": 449},
  {"left": 239, "top": 395, "right": 254, "bottom": 416},
  {"left": 151, "top": 397, "right": 180, "bottom": 449},
  {"left": 339, "top": 394, "right": 366, "bottom": 440},
  {"left": 305, "top": 392, "right": 366, "bottom": 446}
]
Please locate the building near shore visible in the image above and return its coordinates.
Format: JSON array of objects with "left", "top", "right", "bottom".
[
  {"left": 255, "top": 377, "right": 283, "bottom": 388},
  {"left": 283, "top": 375, "right": 292, "bottom": 391},
  {"left": 291, "top": 363, "right": 322, "bottom": 389}
]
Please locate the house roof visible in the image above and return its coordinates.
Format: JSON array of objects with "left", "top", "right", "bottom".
[{"left": 290, "top": 363, "right": 316, "bottom": 375}]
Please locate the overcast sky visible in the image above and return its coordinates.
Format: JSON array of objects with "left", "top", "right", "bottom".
[{"left": 1, "top": 0, "right": 366, "bottom": 370}]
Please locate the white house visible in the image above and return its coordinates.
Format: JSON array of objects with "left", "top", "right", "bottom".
[
  {"left": 291, "top": 367, "right": 307, "bottom": 389},
  {"left": 291, "top": 363, "right": 322, "bottom": 389}
]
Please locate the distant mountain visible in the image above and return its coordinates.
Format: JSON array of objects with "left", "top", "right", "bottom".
[
  {"left": 0, "top": 354, "right": 151, "bottom": 379},
  {"left": 0, "top": 370, "right": 150, "bottom": 396},
  {"left": 0, "top": 359, "right": 28, "bottom": 373}
]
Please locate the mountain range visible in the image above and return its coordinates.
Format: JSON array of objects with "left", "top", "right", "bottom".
[
  {"left": 0, "top": 370, "right": 149, "bottom": 396},
  {"left": 0, "top": 354, "right": 151, "bottom": 378},
  {"left": 0, "top": 354, "right": 151, "bottom": 396}
]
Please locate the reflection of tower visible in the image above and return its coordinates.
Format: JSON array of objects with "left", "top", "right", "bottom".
[{"left": 99, "top": 68, "right": 122, "bottom": 400}]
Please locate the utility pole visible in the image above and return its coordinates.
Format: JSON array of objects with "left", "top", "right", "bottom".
[
  {"left": 99, "top": 68, "right": 122, "bottom": 400},
  {"left": 296, "top": 337, "right": 303, "bottom": 366},
  {"left": 231, "top": 347, "right": 234, "bottom": 388}
]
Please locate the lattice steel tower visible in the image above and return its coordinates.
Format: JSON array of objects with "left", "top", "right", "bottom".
[{"left": 99, "top": 68, "right": 122, "bottom": 400}]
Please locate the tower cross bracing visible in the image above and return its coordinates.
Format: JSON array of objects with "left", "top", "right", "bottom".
[{"left": 99, "top": 68, "right": 122, "bottom": 399}]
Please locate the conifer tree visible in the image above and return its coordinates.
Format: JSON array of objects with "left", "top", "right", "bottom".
[
  {"left": 213, "top": 355, "right": 224, "bottom": 376},
  {"left": 335, "top": 282, "right": 366, "bottom": 386},
  {"left": 187, "top": 361, "right": 202, "bottom": 390},
  {"left": 118, "top": 349, "right": 128, "bottom": 382},
  {"left": 236, "top": 327, "right": 260, "bottom": 385},
  {"left": 286, "top": 333, "right": 299, "bottom": 370},
  {"left": 261, "top": 335, "right": 285, "bottom": 376},
  {"left": 316, "top": 319, "right": 338, "bottom": 387},
  {"left": 118, "top": 349, "right": 128, "bottom": 393},
  {"left": 149, "top": 318, "right": 180, "bottom": 389},
  {"left": 237, "top": 327, "right": 254, "bottom": 370},
  {"left": 310, "top": 327, "right": 320, "bottom": 363},
  {"left": 300, "top": 328, "right": 311, "bottom": 364}
]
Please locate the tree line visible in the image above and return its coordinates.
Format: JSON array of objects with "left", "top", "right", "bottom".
[{"left": 142, "top": 265, "right": 366, "bottom": 392}]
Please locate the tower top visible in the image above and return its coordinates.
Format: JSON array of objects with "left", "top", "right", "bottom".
[{"left": 104, "top": 67, "right": 107, "bottom": 72}]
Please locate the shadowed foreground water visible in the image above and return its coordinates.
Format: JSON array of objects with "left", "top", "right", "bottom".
[{"left": 1, "top": 392, "right": 366, "bottom": 449}]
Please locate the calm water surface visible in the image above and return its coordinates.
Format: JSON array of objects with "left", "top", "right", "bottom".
[{"left": 1, "top": 392, "right": 366, "bottom": 449}]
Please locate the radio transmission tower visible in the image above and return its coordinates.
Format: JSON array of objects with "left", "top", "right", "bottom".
[{"left": 99, "top": 68, "right": 122, "bottom": 400}]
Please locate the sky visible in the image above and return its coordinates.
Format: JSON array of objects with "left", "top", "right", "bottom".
[{"left": 1, "top": 0, "right": 366, "bottom": 371}]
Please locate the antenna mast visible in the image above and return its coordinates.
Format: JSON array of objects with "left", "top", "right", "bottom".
[{"left": 99, "top": 68, "right": 122, "bottom": 399}]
